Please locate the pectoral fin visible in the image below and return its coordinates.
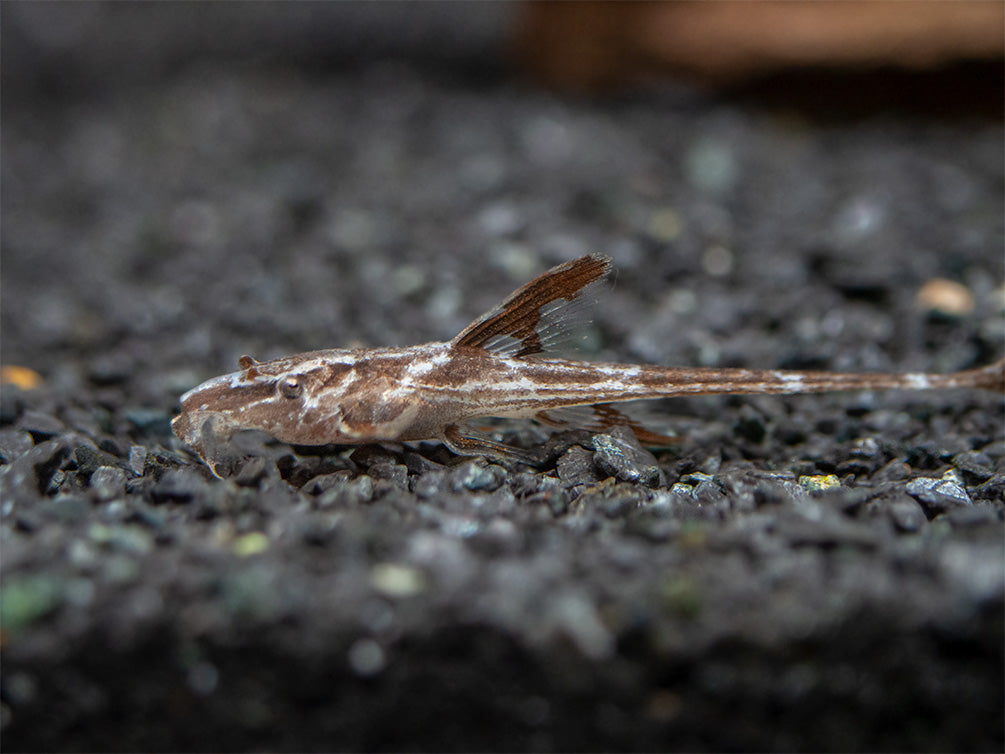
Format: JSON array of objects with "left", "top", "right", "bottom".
[{"left": 443, "top": 424, "right": 541, "bottom": 465}]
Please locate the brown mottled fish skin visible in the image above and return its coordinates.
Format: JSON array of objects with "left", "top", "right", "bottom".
[{"left": 172, "top": 254, "right": 1005, "bottom": 470}]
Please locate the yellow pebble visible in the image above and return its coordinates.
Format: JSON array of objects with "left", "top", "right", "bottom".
[
  {"left": 1, "top": 365, "right": 43, "bottom": 390},
  {"left": 916, "top": 279, "right": 975, "bottom": 316},
  {"left": 233, "top": 532, "right": 269, "bottom": 557},
  {"left": 799, "top": 474, "right": 840, "bottom": 491}
]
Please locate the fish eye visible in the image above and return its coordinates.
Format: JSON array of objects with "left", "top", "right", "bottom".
[{"left": 279, "top": 376, "right": 302, "bottom": 399}]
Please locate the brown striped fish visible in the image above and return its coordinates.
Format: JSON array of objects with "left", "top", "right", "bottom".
[{"left": 172, "top": 254, "right": 1004, "bottom": 473}]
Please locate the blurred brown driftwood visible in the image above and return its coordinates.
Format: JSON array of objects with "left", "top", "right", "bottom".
[{"left": 517, "top": 1, "right": 1005, "bottom": 92}]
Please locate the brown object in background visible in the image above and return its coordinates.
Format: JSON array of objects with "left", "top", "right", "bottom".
[{"left": 517, "top": 1, "right": 1005, "bottom": 92}]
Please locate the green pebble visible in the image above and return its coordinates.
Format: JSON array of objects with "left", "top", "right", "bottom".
[{"left": 0, "top": 575, "right": 62, "bottom": 636}]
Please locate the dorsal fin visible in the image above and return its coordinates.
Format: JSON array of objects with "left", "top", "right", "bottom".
[{"left": 452, "top": 254, "right": 612, "bottom": 358}]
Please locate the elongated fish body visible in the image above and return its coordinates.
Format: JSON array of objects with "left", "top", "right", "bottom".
[{"left": 172, "top": 255, "right": 1004, "bottom": 471}]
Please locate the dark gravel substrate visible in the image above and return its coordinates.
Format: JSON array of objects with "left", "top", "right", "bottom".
[{"left": 2, "top": 24, "right": 1004, "bottom": 753}]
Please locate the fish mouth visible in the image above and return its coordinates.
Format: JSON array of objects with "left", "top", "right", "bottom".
[
  {"left": 171, "top": 409, "right": 237, "bottom": 455},
  {"left": 171, "top": 410, "right": 198, "bottom": 447}
]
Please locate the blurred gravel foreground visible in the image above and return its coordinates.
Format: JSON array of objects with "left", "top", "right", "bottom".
[{"left": 2, "top": 4, "right": 1003, "bottom": 752}]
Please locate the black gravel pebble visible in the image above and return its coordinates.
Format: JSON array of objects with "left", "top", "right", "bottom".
[
  {"left": 952, "top": 450, "right": 995, "bottom": 483},
  {"left": 368, "top": 461, "right": 409, "bottom": 487},
  {"left": 74, "top": 445, "right": 124, "bottom": 478},
  {"left": 150, "top": 468, "right": 210, "bottom": 504},
  {"left": 878, "top": 497, "right": 929, "bottom": 533},
  {"left": 556, "top": 445, "right": 602, "bottom": 489},
  {"left": 16, "top": 411, "right": 65, "bottom": 440},
  {"left": 592, "top": 426, "right": 665, "bottom": 488},
  {"left": 233, "top": 456, "right": 270, "bottom": 487},
  {"left": 123, "top": 408, "right": 173, "bottom": 437},
  {"left": 971, "top": 475, "right": 1005, "bottom": 502},
  {"left": 943, "top": 503, "right": 1001, "bottom": 528},
  {"left": 1, "top": 439, "right": 70, "bottom": 509},
  {"left": 349, "top": 445, "right": 401, "bottom": 470}
]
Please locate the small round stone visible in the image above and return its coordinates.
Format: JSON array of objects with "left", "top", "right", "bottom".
[
  {"left": 347, "top": 638, "right": 386, "bottom": 677},
  {"left": 916, "top": 278, "right": 974, "bottom": 316}
]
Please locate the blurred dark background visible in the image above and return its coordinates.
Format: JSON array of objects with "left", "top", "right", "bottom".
[
  {"left": 4, "top": 1, "right": 1002, "bottom": 113},
  {"left": 2, "top": 3, "right": 511, "bottom": 97}
]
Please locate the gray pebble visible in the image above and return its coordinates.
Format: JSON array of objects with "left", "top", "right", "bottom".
[
  {"left": 125, "top": 475, "right": 155, "bottom": 497},
  {"left": 449, "top": 461, "right": 504, "bottom": 493},
  {"left": 885, "top": 498, "right": 928, "bottom": 533},
  {"left": 813, "top": 486, "right": 873, "bottom": 516},
  {"left": 16, "top": 410, "right": 65, "bottom": 439},
  {"left": 0, "top": 439, "right": 69, "bottom": 508},
  {"left": 151, "top": 468, "right": 209, "bottom": 504},
  {"left": 693, "top": 479, "right": 730, "bottom": 510},
  {"left": 591, "top": 427, "right": 663, "bottom": 488},
  {"left": 410, "top": 470, "right": 447, "bottom": 500},
  {"left": 951, "top": 451, "right": 994, "bottom": 484},
  {"left": 128, "top": 499, "right": 168, "bottom": 531},
  {"left": 873, "top": 459, "right": 912, "bottom": 482},
  {"left": 943, "top": 504, "right": 1000, "bottom": 528},
  {"left": 0, "top": 430, "right": 35, "bottom": 463},
  {"left": 44, "top": 468, "right": 66, "bottom": 495},
  {"left": 75, "top": 445, "right": 122, "bottom": 477},
  {"left": 301, "top": 471, "right": 353, "bottom": 496},
  {"left": 557, "top": 446, "right": 602, "bottom": 488},
  {"left": 349, "top": 445, "right": 400, "bottom": 469},
  {"left": 970, "top": 475, "right": 1005, "bottom": 502},
  {"left": 850, "top": 436, "right": 881, "bottom": 458},
  {"left": 127, "top": 445, "right": 147, "bottom": 476},
  {"left": 575, "top": 482, "right": 640, "bottom": 519},
  {"left": 906, "top": 476, "right": 972, "bottom": 515},
  {"left": 623, "top": 509, "right": 679, "bottom": 542},
  {"left": 38, "top": 493, "right": 91, "bottom": 523},
  {"left": 123, "top": 408, "right": 172, "bottom": 435},
  {"left": 88, "top": 522, "right": 154, "bottom": 556},
  {"left": 298, "top": 512, "right": 340, "bottom": 547},
  {"left": 545, "top": 489, "right": 569, "bottom": 516},
  {"left": 91, "top": 466, "right": 126, "bottom": 502},
  {"left": 234, "top": 456, "right": 268, "bottom": 487},
  {"left": 403, "top": 451, "right": 443, "bottom": 475},
  {"left": 318, "top": 475, "right": 374, "bottom": 508},
  {"left": 369, "top": 462, "right": 408, "bottom": 487},
  {"left": 777, "top": 511, "right": 880, "bottom": 549}
]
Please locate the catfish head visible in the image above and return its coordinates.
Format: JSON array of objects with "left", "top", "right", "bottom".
[
  {"left": 171, "top": 352, "right": 356, "bottom": 462},
  {"left": 171, "top": 349, "right": 427, "bottom": 466}
]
